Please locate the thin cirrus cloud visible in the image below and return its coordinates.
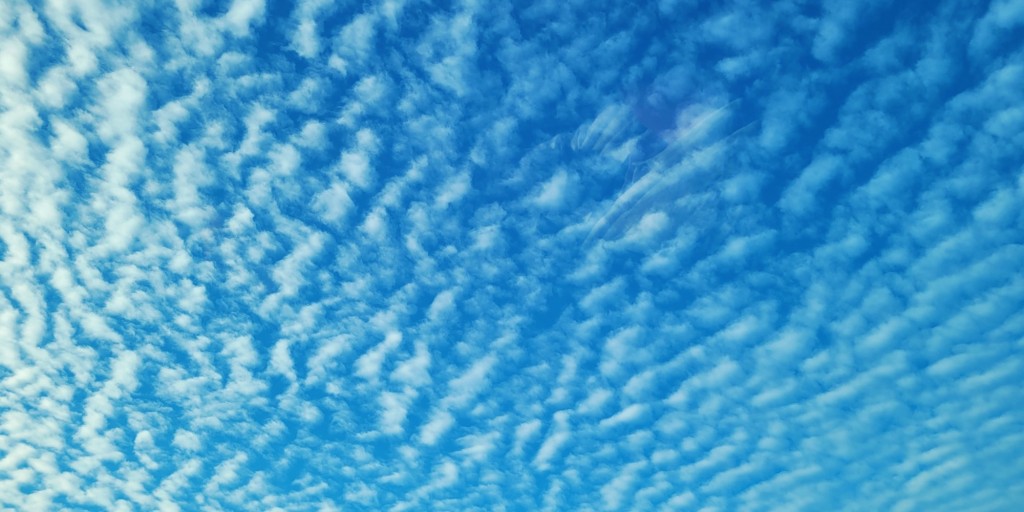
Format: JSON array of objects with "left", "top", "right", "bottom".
[{"left": 0, "top": 0, "right": 1022, "bottom": 510}]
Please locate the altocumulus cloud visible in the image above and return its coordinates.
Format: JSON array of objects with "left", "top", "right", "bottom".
[{"left": 1, "top": 0, "right": 1023, "bottom": 510}]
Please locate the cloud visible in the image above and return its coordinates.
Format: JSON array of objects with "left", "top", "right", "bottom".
[
  {"left": 312, "top": 181, "right": 355, "bottom": 224},
  {"left": 530, "top": 169, "right": 577, "bottom": 209},
  {"left": 533, "top": 411, "right": 571, "bottom": 470},
  {"left": 441, "top": 354, "right": 496, "bottom": 409},
  {"left": 778, "top": 153, "right": 843, "bottom": 215},
  {"left": 427, "top": 288, "right": 456, "bottom": 321},
  {"left": 49, "top": 119, "right": 89, "bottom": 163},
  {"left": 513, "top": 418, "right": 543, "bottom": 454},
  {"left": 221, "top": 0, "right": 266, "bottom": 37},
  {"left": 391, "top": 341, "right": 432, "bottom": 386},
  {"left": 419, "top": 410, "right": 455, "bottom": 446},
  {"left": 598, "top": 403, "right": 651, "bottom": 430},
  {"left": 577, "top": 388, "right": 614, "bottom": 415},
  {"left": 355, "top": 331, "right": 403, "bottom": 383},
  {"left": 172, "top": 430, "right": 202, "bottom": 452},
  {"left": 1, "top": 1, "right": 1022, "bottom": 510},
  {"left": 379, "top": 390, "right": 415, "bottom": 435},
  {"left": 290, "top": 0, "right": 333, "bottom": 59}
]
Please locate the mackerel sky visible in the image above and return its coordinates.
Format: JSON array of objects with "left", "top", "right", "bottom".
[{"left": 1, "top": 0, "right": 1023, "bottom": 510}]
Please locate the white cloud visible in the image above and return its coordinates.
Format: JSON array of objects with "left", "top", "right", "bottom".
[
  {"left": 379, "top": 390, "right": 415, "bottom": 435},
  {"left": 305, "top": 336, "right": 349, "bottom": 386},
  {"left": 778, "top": 154, "right": 844, "bottom": 215},
  {"left": 269, "top": 339, "right": 296, "bottom": 383},
  {"left": 435, "top": 170, "right": 471, "bottom": 209},
  {"left": 391, "top": 341, "right": 431, "bottom": 386},
  {"left": 0, "top": 37, "right": 29, "bottom": 86},
  {"left": 355, "top": 331, "right": 403, "bottom": 382},
  {"left": 618, "top": 210, "right": 670, "bottom": 247},
  {"left": 599, "top": 403, "right": 650, "bottom": 430},
  {"left": 221, "top": 0, "right": 266, "bottom": 37},
  {"left": 35, "top": 66, "right": 78, "bottom": 108},
  {"left": 313, "top": 181, "right": 355, "bottom": 224},
  {"left": 292, "top": 19, "right": 320, "bottom": 58},
  {"left": 456, "top": 431, "right": 499, "bottom": 463},
  {"left": 577, "top": 387, "right": 613, "bottom": 415},
  {"left": 579, "top": 277, "right": 627, "bottom": 313},
  {"left": 93, "top": 68, "right": 147, "bottom": 144},
  {"left": 172, "top": 429, "right": 202, "bottom": 451},
  {"left": 427, "top": 288, "right": 456, "bottom": 321},
  {"left": 1, "top": 2, "right": 1021, "bottom": 510},
  {"left": 339, "top": 151, "right": 372, "bottom": 189},
  {"left": 441, "top": 354, "right": 496, "bottom": 409},
  {"left": 533, "top": 430, "right": 570, "bottom": 471},
  {"left": 49, "top": 119, "right": 89, "bottom": 163},
  {"left": 419, "top": 410, "right": 454, "bottom": 446},
  {"left": 513, "top": 418, "right": 542, "bottom": 454},
  {"left": 601, "top": 460, "right": 646, "bottom": 511},
  {"left": 600, "top": 325, "right": 642, "bottom": 377},
  {"left": 530, "top": 169, "right": 576, "bottom": 209}
]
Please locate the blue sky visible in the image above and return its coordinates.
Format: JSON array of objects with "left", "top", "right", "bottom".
[{"left": 1, "top": 0, "right": 1023, "bottom": 510}]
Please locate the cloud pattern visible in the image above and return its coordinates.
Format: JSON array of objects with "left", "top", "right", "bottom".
[{"left": 1, "top": 0, "right": 1023, "bottom": 510}]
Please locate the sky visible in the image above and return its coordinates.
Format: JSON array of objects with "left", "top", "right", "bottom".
[{"left": 0, "top": 0, "right": 1023, "bottom": 510}]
